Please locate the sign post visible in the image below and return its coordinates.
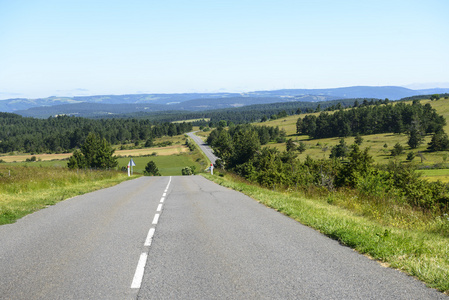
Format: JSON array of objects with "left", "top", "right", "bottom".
[
  {"left": 128, "top": 158, "right": 136, "bottom": 176},
  {"left": 210, "top": 163, "right": 214, "bottom": 175}
]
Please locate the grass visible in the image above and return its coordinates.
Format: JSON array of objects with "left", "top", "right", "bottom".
[
  {"left": 0, "top": 165, "right": 134, "bottom": 225},
  {"left": 172, "top": 118, "right": 210, "bottom": 123},
  {"left": 420, "top": 169, "right": 449, "bottom": 183},
  {"left": 261, "top": 98, "right": 449, "bottom": 138},
  {"left": 252, "top": 97, "right": 449, "bottom": 175},
  {"left": 203, "top": 172, "right": 449, "bottom": 294},
  {"left": 116, "top": 145, "right": 188, "bottom": 157},
  {"left": 1, "top": 138, "right": 189, "bottom": 166},
  {"left": 0, "top": 136, "right": 209, "bottom": 225},
  {"left": 264, "top": 133, "right": 447, "bottom": 165},
  {"left": 1, "top": 146, "right": 206, "bottom": 177},
  {"left": 423, "top": 98, "right": 449, "bottom": 133},
  {"left": 117, "top": 151, "right": 207, "bottom": 176},
  {"left": 0, "top": 153, "right": 72, "bottom": 163}
]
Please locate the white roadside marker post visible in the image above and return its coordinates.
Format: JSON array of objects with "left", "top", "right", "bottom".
[{"left": 128, "top": 158, "right": 136, "bottom": 176}]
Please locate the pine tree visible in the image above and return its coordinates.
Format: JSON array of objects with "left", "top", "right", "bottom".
[
  {"left": 67, "top": 132, "right": 117, "bottom": 169},
  {"left": 329, "top": 138, "right": 348, "bottom": 159},
  {"left": 428, "top": 131, "right": 449, "bottom": 151},
  {"left": 407, "top": 119, "right": 423, "bottom": 149}
]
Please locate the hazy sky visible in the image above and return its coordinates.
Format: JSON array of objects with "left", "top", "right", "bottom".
[{"left": 0, "top": 0, "right": 448, "bottom": 99}]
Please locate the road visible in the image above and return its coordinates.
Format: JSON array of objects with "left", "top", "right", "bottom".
[
  {"left": 186, "top": 131, "right": 218, "bottom": 165},
  {"left": 0, "top": 176, "right": 167, "bottom": 299},
  {"left": 0, "top": 175, "right": 446, "bottom": 299}
]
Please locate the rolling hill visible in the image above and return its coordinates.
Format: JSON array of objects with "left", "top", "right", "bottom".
[{"left": 3, "top": 86, "right": 449, "bottom": 118}]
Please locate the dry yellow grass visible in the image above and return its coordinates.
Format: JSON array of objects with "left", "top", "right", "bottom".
[
  {"left": 0, "top": 153, "right": 72, "bottom": 163},
  {"left": 1, "top": 145, "right": 188, "bottom": 163},
  {"left": 116, "top": 145, "right": 188, "bottom": 157},
  {"left": 172, "top": 118, "right": 209, "bottom": 123}
]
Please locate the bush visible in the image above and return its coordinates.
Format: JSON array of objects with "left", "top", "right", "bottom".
[
  {"left": 185, "top": 138, "right": 196, "bottom": 151},
  {"left": 181, "top": 166, "right": 194, "bottom": 175},
  {"left": 390, "top": 142, "right": 404, "bottom": 157},
  {"left": 145, "top": 138, "right": 154, "bottom": 147},
  {"left": 144, "top": 161, "right": 161, "bottom": 176},
  {"left": 406, "top": 152, "right": 415, "bottom": 161}
]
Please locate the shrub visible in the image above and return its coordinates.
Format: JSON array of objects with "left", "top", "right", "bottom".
[
  {"left": 144, "top": 161, "right": 161, "bottom": 176},
  {"left": 406, "top": 152, "right": 415, "bottom": 161},
  {"left": 390, "top": 142, "right": 404, "bottom": 157},
  {"left": 182, "top": 166, "right": 193, "bottom": 175}
]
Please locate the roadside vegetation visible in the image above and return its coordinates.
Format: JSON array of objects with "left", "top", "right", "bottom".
[
  {"left": 204, "top": 172, "right": 449, "bottom": 294},
  {"left": 203, "top": 96, "right": 449, "bottom": 293},
  {"left": 0, "top": 131, "right": 208, "bottom": 225},
  {"left": 2, "top": 94, "right": 449, "bottom": 292},
  {"left": 0, "top": 165, "right": 132, "bottom": 225}
]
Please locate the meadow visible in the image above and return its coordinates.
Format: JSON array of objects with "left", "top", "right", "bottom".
[
  {"left": 117, "top": 152, "right": 207, "bottom": 176},
  {"left": 256, "top": 97, "right": 449, "bottom": 180}
]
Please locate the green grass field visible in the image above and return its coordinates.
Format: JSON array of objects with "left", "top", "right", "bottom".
[
  {"left": 420, "top": 169, "right": 449, "bottom": 182},
  {"left": 117, "top": 152, "right": 207, "bottom": 176}
]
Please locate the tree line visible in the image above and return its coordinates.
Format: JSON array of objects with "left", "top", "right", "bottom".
[
  {"left": 297, "top": 101, "right": 446, "bottom": 140},
  {"left": 0, "top": 113, "right": 192, "bottom": 153},
  {"left": 99, "top": 98, "right": 382, "bottom": 126}
]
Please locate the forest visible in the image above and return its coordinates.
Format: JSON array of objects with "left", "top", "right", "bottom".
[
  {"left": 111, "top": 98, "right": 379, "bottom": 125},
  {"left": 0, "top": 98, "right": 388, "bottom": 154},
  {"left": 297, "top": 100, "right": 446, "bottom": 139},
  {"left": 0, "top": 113, "right": 192, "bottom": 153},
  {"left": 2, "top": 96, "right": 446, "bottom": 155}
]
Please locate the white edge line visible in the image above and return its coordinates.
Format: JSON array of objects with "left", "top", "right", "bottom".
[
  {"left": 144, "top": 228, "right": 155, "bottom": 246},
  {"left": 131, "top": 253, "right": 148, "bottom": 289},
  {"left": 152, "top": 213, "right": 160, "bottom": 225}
]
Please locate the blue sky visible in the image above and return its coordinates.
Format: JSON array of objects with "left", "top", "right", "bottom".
[{"left": 0, "top": 0, "right": 448, "bottom": 99}]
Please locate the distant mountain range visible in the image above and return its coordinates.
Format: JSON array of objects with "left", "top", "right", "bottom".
[{"left": 2, "top": 86, "right": 449, "bottom": 118}]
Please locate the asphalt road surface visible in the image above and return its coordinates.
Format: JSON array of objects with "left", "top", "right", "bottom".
[
  {"left": 1, "top": 175, "right": 447, "bottom": 299},
  {"left": 186, "top": 131, "right": 217, "bottom": 164}
]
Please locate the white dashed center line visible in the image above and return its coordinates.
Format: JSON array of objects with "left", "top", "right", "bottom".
[
  {"left": 131, "top": 253, "right": 148, "bottom": 289},
  {"left": 152, "top": 213, "right": 160, "bottom": 225},
  {"left": 145, "top": 228, "right": 155, "bottom": 247},
  {"left": 131, "top": 176, "right": 171, "bottom": 289}
]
